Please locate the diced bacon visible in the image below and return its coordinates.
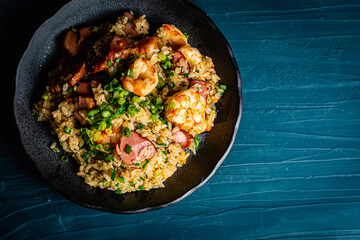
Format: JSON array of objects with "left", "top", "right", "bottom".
[
  {"left": 171, "top": 129, "right": 194, "bottom": 149},
  {"left": 68, "top": 62, "right": 87, "bottom": 86},
  {"left": 116, "top": 131, "right": 157, "bottom": 165},
  {"left": 74, "top": 110, "right": 88, "bottom": 126},
  {"left": 76, "top": 82, "right": 92, "bottom": 95},
  {"left": 63, "top": 30, "right": 78, "bottom": 57},
  {"left": 190, "top": 80, "right": 210, "bottom": 99},
  {"left": 77, "top": 96, "right": 95, "bottom": 110}
]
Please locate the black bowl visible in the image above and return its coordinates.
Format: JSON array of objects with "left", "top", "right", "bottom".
[{"left": 14, "top": 0, "right": 242, "bottom": 214}]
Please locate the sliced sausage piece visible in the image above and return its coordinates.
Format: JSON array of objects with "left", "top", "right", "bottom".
[
  {"left": 173, "top": 51, "right": 185, "bottom": 64},
  {"left": 124, "top": 11, "right": 135, "bottom": 21},
  {"left": 74, "top": 110, "right": 88, "bottom": 126},
  {"left": 76, "top": 81, "right": 92, "bottom": 95},
  {"left": 77, "top": 96, "right": 95, "bottom": 110},
  {"left": 171, "top": 129, "right": 194, "bottom": 149},
  {"left": 109, "top": 36, "right": 134, "bottom": 52},
  {"left": 68, "top": 62, "right": 87, "bottom": 86},
  {"left": 190, "top": 80, "right": 210, "bottom": 99},
  {"left": 78, "top": 27, "right": 92, "bottom": 52},
  {"left": 63, "top": 30, "right": 78, "bottom": 57},
  {"left": 116, "top": 131, "right": 157, "bottom": 165}
]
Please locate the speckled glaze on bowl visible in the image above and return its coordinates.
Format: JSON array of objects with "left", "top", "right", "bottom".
[{"left": 14, "top": 0, "right": 242, "bottom": 214}]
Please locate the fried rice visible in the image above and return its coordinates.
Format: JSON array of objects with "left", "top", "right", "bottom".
[{"left": 33, "top": 11, "right": 226, "bottom": 194}]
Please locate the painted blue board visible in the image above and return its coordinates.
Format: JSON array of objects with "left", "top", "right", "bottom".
[{"left": 1, "top": 0, "right": 360, "bottom": 239}]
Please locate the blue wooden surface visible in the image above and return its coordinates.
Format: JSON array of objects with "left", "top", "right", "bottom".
[{"left": 2, "top": 0, "right": 360, "bottom": 239}]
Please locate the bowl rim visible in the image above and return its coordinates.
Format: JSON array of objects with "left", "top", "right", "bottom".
[{"left": 14, "top": 0, "right": 243, "bottom": 214}]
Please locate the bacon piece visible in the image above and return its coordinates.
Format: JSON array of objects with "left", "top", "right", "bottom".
[
  {"left": 171, "top": 129, "right": 194, "bottom": 149},
  {"left": 77, "top": 96, "right": 95, "bottom": 110},
  {"left": 68, "top": 62, "right": 87, "bottom": 86},
  {"left": 63, "top": 30, "right": 78, "bottom": 57},
  {"left": 116, "top": 131, "right": 157, "bottom": 165},
  {"left": 190, "top": 80, "right": 210, "bottom": 99},
  {"left": 74, "top": 110, "right": 88, "bottom": 126},
  {"left": 76, "top": 81, "right": 92, "bottom": 95}
]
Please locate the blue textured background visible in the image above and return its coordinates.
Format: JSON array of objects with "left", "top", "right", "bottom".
[{"left": 2, "top": 0, "right": 360, "bottom": 239}]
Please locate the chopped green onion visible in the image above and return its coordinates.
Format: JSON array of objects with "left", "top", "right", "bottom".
[
  {"left": 52, "top": 148, "right": 58, "bottom": 153},
  {"left": 63, "top": 126, "right": 71, "bottom": 134},
  {"left": 129, "top": 10, "right": 134, "bottom": 15},
  {"left": 168, "top": 81, "right": 175, "bottom": 89},
  {"left": 170, "top": 102, "right": 176, "bottom": 109},
  {"left": 152, "top": 114, "right": 158, "bottom": 123},
  {"left": 184, "top": 32, "right": 189, "bottom": 39},
  {"left": 116, "top": 176, "right": 125, "bottom": 183},
  {"left": 158, "top": 53, "right": 167, "bottom": 61},
  {"left": 96, "top": 144, "right": 103, "bottom": 151},
  {"left": 183, "top": 73, "right": 189, "bottom": 78},
  {"left": 104, "top": 84, "right": 113, "bottom": 92},
  {"left": 99, "top": 121, "right": 107, "bottom": 131},
  {"left": 111, "top": 168, "right": 115, "bottom": 180},
  {"left": 195, "top": 70, "right": 200, "bottom": 73},
  {"left": 115, "top": 189, "right": 122, "bottom": 194},
  {"left": 105, "top": 128, "right": 113, "bottom": 135},
  {"left": 135, "top": 51, "right": 140, "bottom": 58},
  {"left": 114, "top": 57, "right": 120, "bottom": 63},
  {"left": 166, "top": 72, "right": 174, "bottom": 78},
  {"left": 122, "top": 127, "right": 131, "bottom": 137},
  {"left": 156, "top": 76, "right": 165, "bottom": 90},
  {"left": 132, "top": 96, "right": 140, "bottom": 103},
  {"left": 50, "top": 130, "right": 56, "bottom": 135},
  {"left": 140, "top": 99, "right": 150, "bottom": 107},
  {"left": 134, "top": 163, "right": 140, "bottom": 167},
  {"left": 101, "top": 111, "right": 111, "bottom": 118},
  {"left": 73, "top": 85, "right": 77, "bottom": 91},
  {"left": 61, "top": 155, "right": 69, "bottom": 162},
  {"left": 118, "top": 97, "right": 126, "bottom": 105},
  {"left": 142, "top": 159, "right": 150, "bottom": 169},
  {"left": 219, "top": 84, "right": 227, "bottom": 90},
  {"left": 107, "top": 60, "right": 112, "bottom": 67},
  {"left": 127, "top": 68, "right": 133, "bottom": 77},
  {"left": 137, "top": 122, "right": 144, "bottom": 129},
  {"left": 125, "top": 145, "right": 132, "bottom": 154},
  {"left": 159, "top": 117, "right": 167, "bottom": 124},
  {"left": 155, "top": 96, "right": 162, "bottom": 105},
  {"left": 194, "top": 134, "right": 200, "bottom": 150},
  {"left": 41, "top": 95, "right": 48, "bottom": 100},
  {"left": 138, "top": 186, "right": 145, "bottom": 191},
  {"left": 139, "top": 176, "right": 145, "bottom": 181},
  {"left": 104, "top": 143, "right": 112, "bottom": 152},
  {"left": 103, "top": 180, "right": 110, "bottom": 187},
  {"left": 129, "top": 181, "right": 134, "bottom": 186}
]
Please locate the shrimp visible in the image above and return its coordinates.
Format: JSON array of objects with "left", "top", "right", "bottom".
[
  {"left": 177, "top": 46, "right": 202, "bottom": 66},
  {"left": 156, "top": 24, "right": 188, "bottom": 49},
  {"left": 121, "top": 58, "right": 158, "bottom": 96},
  {"left": 165, "top": 85, "right": 207, "bottom": 130}
]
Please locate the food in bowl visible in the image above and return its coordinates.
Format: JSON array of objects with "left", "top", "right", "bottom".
[{"left": 33, "top": 11, "right": 226, "bottom": 194}]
